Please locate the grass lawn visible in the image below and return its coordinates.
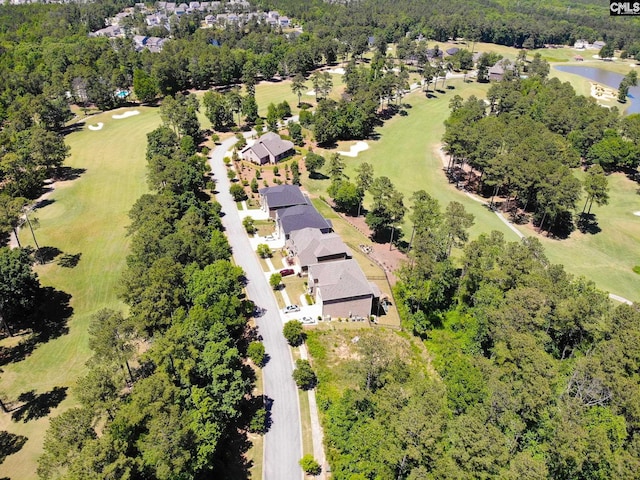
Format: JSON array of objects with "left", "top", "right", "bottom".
[{"left": 0, "top": 107, "right": 159, "bottom": 479}]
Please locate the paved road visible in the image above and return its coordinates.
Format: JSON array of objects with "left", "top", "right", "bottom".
[{"left": 209, "top": 137, "right": 303, "bottom": 480}]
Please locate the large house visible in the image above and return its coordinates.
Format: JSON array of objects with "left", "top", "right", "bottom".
[
  {"left": 488, "top": 59, "right": 514, "bottom": 81},
  {"left": 287, "top": 228, "right": 351, "bottom": 271},
  {"left": 241, "top": 132, "right": 294, "bottom": 165},
  {"left": 308, "top": 259, "right": 378, "bottom": 318},
  {"left": 276, "top": 204, "right": 332, "bottom": 239},
  {"left": 258, "top": 184, "right": 308, "bottom": 218}
]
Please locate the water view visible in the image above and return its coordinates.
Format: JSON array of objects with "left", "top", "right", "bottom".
[{"left": 554, "top": 65, "right": 640, "bottom": 114}]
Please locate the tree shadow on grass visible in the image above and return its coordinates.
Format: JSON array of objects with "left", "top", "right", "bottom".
[
  {"left": 53, "top": 166, "right": 86, "bottom": 182},
  {"left": 11, "top": 386, "right": 68, "bottom": 423},
  {"left": 577, "top": 213, "right": 602, "bottom": 235},
  {"left": 57, "top": 252, "right": 82, "bottom": 268},
  {"left": 0, "top": 286, "right": 72, "bottom": 367},
  {"left": 0, "top": 431, "right": 27, "bottom": 463}
]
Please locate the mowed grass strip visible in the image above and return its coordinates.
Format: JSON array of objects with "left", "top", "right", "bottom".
[{"left": 0, "top": 107, "right": 159, "bottom": 480}]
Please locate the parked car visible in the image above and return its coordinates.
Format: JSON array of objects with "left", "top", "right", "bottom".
[
  {"left": 301, "top": 316, "right": 314, "bottom": 324},
  {"left": 279, "top": 268, "right": 295, "bottom": 276},
  {"left": 283, "top": 304, "right": 300, "bottom": 313}
]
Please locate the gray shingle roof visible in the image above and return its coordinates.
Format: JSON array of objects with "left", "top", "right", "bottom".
[
  {"left": 289, "top": 228, "right": 351, "bottom": 267},
  {"left": 258, "top": 131, "right": 294, "bottom": 158},
  {"left": 259, "top": 185, "right": 307, "bottom": 209},
  {"left": 277, "top": 204, "right": 331, "bottom": 236},
  {"left": 309, "top": 259, "right": 374, "bottom": 301}
]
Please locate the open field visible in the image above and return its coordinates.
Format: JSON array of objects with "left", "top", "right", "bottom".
[{"left": 0, "top": 107, "right": 159, "bottom": 479}]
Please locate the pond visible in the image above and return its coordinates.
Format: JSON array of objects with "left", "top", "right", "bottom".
[{"left": 553, "top": 65, "right": 640, "bottom": 115}]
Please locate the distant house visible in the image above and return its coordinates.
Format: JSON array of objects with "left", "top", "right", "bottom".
[
  {"left": 426, "top": 48, "right": 444, "bottom": 60},
  {"left": 574, "top": 39, "right": 589, "bottom": 49},
  {"left": 308, "top": 259, "right": 377, "bottom": 318},
  {"left": 592, "top": 40, "right": 606, "bottom": 51},
  {"left": 279, "top": 16, "right": 290, "bottom": 28},
  {"left": 488, "top": 59, "right": 514, "bottom": 81},
  {"left": 287, "top": 228, "right": 351, "bottom": 271},
  {"left": 446, "top": 47, "right": 460, "bottom": 56},
  {"left": 241, "top": 132, "right": 294, "bottom": 165},
  {"left": 204, "top": 14, "right": 215, "bottom": 25},
  {"left": 90, "top": 25, "right": 123, "bottom": 38},
  {"left": 276, "top": 204, "right": 332, "bottom": 239},
  {"left": 258, "top": 184, "right": 308, "bottom": 218}
]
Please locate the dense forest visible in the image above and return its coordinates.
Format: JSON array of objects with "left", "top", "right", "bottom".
[
  {"left": 259, "top": 0, "right": 640, "bottom": 50},
  {"left": 313, "top": 207, "right": 640, "bottom": 479}
]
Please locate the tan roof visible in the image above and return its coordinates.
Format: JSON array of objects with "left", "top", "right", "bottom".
[{"left": 309, "top": 259, "right": 374, "bottom": 301}]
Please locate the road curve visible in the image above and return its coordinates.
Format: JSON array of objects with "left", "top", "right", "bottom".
[{"left": 209, "top": 137, "right": 303, "bottom": 480}]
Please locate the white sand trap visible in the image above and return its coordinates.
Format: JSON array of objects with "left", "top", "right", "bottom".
[
  {"left": 338, "top": 141, "right": 369, "bottom": 157},
  {"left": 326, "top": 67, "right": 345, "bottom": 74},
  {"left": 88, "top": 122, "right": 104, "bottom": 131},
  {"left": 305, "top": 90, "right": 316, "bottom": 96},
  {"left": 112, "top": 110, "right": 140, "bottom": 120},
  {"left": 633, "top": 211, "right": 640, "bottom": 216}
]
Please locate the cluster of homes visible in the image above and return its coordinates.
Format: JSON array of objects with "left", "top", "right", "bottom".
[
  {"left": 259, "top": 184, "right": 382, "bottom": 320},
  {"left": 89, "top": 0, "right": 290, "bottom": 51},
  {"left": 573, "top": 39, "right": 607, "bottom": 51}
]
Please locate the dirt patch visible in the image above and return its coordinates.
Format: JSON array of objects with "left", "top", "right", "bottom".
[{"left": 329, "top": 208, "right": 407, "bottom": 285}]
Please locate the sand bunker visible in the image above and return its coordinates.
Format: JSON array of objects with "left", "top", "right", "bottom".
[
  {"left": 338, "top": 141, "right": 369, "bottom": 157},
  {"left": 305, "top": 90, "right": 316, "bottom": 96},
  {"left": 590, "top": 83, "right": 616, "bottom": 101},
  {"left": 633, "top": 211, "right": 640, "bottom": 216},
  {"left": 326, "top": 67, "right": 345, "bottom": 74},
  {"left": 88, "top": 123, "right": 104, "bottom": 131},
  {"left": 112, "top": 110, "right": 140, "bottom": 119}
]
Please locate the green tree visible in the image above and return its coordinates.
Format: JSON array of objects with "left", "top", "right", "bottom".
[
  {"left": 582, "top": 164, "right": 609, "bottom": 215},
  {"left": 133, "top": 68, "right": 159, "bottom": 103},
  {"left": 599, "top": 43, "right": 615, "bottom": 59},
  {"left": 283, "top": 320, "right": 305, "bottom": 346},
  {"left": 0, "top": 195, "right": 26, "bottom": 247},
  {"left": 38, "top": 408, "right": 97, "bottom": 480},
  {"left": 243, "top": 215, "right": 256, "bottom": 234},
  {"left": 247, "top": 341, "right": 266, "bottom": 367},
  {"left": 0, "top": 247, "right": 40, "bottom": 335},
  {"left": 87, "top": 309, "right": 136, "bottom": 383},
  {"left": 257, "top": 243, "right": 272, "bottom": 258},
  {"left": 293, "top": 359, "right": 317, "bottom": 390},
  {"left": 291, "top": 73, "right": 307, "bottom": 107},
  {"left": 269, "top": 272, "right": 282, "bottom": 290},
  {"left": 299, "top": 454, "right": 322, "bottom": 475},
  {"left": 355, "top": 162, "right": 374, "bottom": 216},
  {"left": 288, "top": 121, "right": 304, "bottom": 146},
  {"left": 304, "top": 152, "right": 325, "bottom": 176},
  {"left": 230, "top": 183, "right": 247, "bottom": 201}
]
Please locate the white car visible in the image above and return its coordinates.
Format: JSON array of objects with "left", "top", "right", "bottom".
[
  {"left": 301, "top": 316, "right": 315, "bottom": 324},
  {"left": 283, "top": 305, "right": 300, "bottom": 313}
]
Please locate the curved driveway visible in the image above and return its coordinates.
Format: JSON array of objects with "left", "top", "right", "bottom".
[{"left": 209, "top": 137, "right": 303, "bottom": 480}]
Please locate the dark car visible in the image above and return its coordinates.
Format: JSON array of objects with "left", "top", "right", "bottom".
[{"left": 279, "top": 268, "right": 295, "bottom": 276}]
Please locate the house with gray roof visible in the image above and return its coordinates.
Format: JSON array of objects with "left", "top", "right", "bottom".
[
  {"left": 287, "top": 228, "right": 351, "bottom": 271},
  {"left": 276, "top": 204, "right": 332, "bottom": 239},
  {"left": 308, "top": 259, "right": 377, "bottom": 318},
  {"left": 488, "top": 59, "right": 514, "bottom": 81},
  {"left": 241, "top": 132, "right": 294, "bottom": 165},
  {"left": 259, "top": 184, "right": 308, "bottom": 218}
]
